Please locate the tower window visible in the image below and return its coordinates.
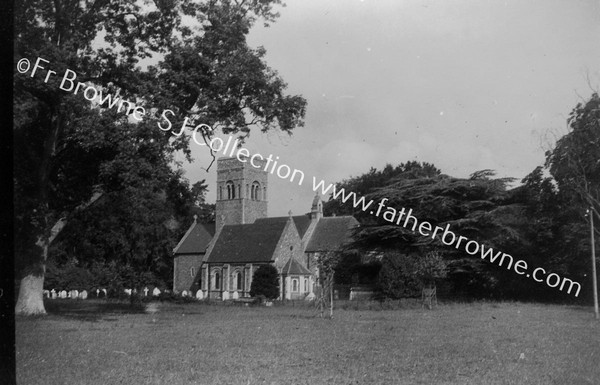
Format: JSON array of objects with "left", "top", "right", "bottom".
[
  {"left": 251, "top": 181, "right": 261, "bottom": 200},
  {"left": 226, "top": 181, "right": 235, "bottom": 199}
]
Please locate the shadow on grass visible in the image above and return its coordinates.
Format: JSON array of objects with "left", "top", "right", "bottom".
[{"left": 44, "top": 299, "right": 147, "bottom": 322}]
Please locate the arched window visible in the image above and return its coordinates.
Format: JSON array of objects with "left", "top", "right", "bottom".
[
  {"left": 213, "top": 271, "right": 221, "bottom": 290},
  {"left": 233, "top": 272, "right": 243, "bottom": 291},
  {"left": 292, "top": 279, "right": 299, "bottom": 292},
  {"left": 251, "top": 181, "right": 261, "bottom": 200},
  {"left": 218, "top": 186, "right": 223, "bottom": 200},
  {"left": 304, "top": 279, "right": 308, "bottom": 292},
  {"left": 226, "top": 181, "right": 235, "bottom": 199}
]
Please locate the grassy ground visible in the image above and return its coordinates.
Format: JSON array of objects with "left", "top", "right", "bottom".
[{"left": 15, "top": 299, "right": 600, "bottom": 385}]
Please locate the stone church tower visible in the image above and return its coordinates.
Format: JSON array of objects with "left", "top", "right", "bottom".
[{"left": 215, "top": 156, "right": 268, "bottom": 231}]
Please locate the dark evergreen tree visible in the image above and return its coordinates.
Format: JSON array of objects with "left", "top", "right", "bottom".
[{"left": 249, "top": 265, "right": 279, "bottom": 300}]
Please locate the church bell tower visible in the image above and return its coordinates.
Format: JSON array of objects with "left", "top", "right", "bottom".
[{"left": 215, "top": 156, "right": 268, "bottom": 231}]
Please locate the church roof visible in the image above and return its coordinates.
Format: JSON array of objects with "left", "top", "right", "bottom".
[
  {"left": 282, "top": 258, "right": 312, "bottom": 276},
  {"left": 305, "top": 216, "right": 359, "bottom": 253},
  {"left": 173, "top": 222, "right": 215, "bottom": 255},
  {"left": 206, "top": 219, "right": 289, "bottom": 264},
  {"left": 254, "top": 215, "right": 311, "bottom": 238}
]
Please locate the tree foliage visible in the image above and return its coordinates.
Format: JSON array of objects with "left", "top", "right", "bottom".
[
  {"left": 249, "top": 265, "right": 279, "bottom": 300},
  {"left": 512, "top": 93, "right": 600, "bottom": 302},
  {"left": 546, "top": 93, "right": 600, "bottom": 221},
  {"left": 377, "top": 252, "right": 421, "bottom": 299},
  {"left": 14, "top": 0, "right": 306, "bottom": 315},
  {"left": 324, "top": 161, "right": 441, "bottom": 219},
  {"left": 378, "top": 251, "right": 447, "bottom": 299}
]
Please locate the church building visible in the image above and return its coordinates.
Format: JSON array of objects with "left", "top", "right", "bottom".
[{"left": 173, "top": 156, "right": 359, "bottom": 300}]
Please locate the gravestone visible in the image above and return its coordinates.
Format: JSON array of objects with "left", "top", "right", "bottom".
[
  {"left": 152, "top": 287, "right": 161, "bottom": 297},
  {"left": 60, "top": 290, "right": 67, "bottom": 299},
  {"left": 101, "top": 288, "right": 107, "bottom": 297},
  {"left": 181, "top": 290, "right": 188, "bottom": 297},
  {"left": 143, "top": 287, "right": 149, "bottom": 297},
  {"left": 305, "top": 292, "right": 316, "bottom": 301},
  {"left": 232, "top": 291, "right": 239, "bottom": 300},
  {"left": 51, "top": 289, "right": 57, "bottom": 299},
  {"left": 96, "top": 289, "right": 100, "bottom": 297},
  {"left": 124, "top": 288, "right": 132, "bottom": 296},
  {"left": 195, "top": 290, "right": 203, "bottom": 300},
  {"left": 43, "top": 290, "right": 50, "bottom": 298},
  {"left": 80, "top": 290, "right": 88, "bottom": 300},
  {"left": 69, "top": 290, "right": 78, "bottom": 299},
  {"left": 222, "top": 291, "right": 230, "bottom": 300}
]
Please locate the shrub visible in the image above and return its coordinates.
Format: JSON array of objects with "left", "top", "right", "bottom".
[
  {"left": 249, "top": 265, "right": 279, "bottom": 299},
  {"left": 377, "top": 252, "right": 421, "bottom": 298}
]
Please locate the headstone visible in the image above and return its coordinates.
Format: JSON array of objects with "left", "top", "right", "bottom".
[
  {"left": 195, "top": 290, "right": 203, "bottom": 300},
  {"left": 96, "top": 289, "right": 100, "bottom": 297},
  {"left": 305, "top": 292, "right": 316, "bottom": 301},
  {"left": 144, "top": 287, "right": 149, "bottom": 297},
  {"left": 101, "top": 288, "right": 107, "bottom": 297},
  {"left": 80, "top": 290, "right": 88, "bottom": 300},
  {"left": 152, "top": 287, "right": 161, "bottom": 297},
  {"left": 222, "top": 291, "right": 230, "bottom": 300},
  {"left": 232, "top": 291, "right": 239, "bottom": 300},
  {"left": 70, "top": 290, "right": 78, "bottom": 299},
  {"left": 124, "top": 288, "right": 132, "bottom": 296},
  {"left": 60, "top": 290, "right": 67, "bottom": 299},
  {"left": 51, "top": 289, "right": 57, "bottom": 299},
  {"left": 43, "top": 290, "right": 50, "bottom": 298},
  {"left": 181, "top": 290, "right": 188, "bottom": 297}
]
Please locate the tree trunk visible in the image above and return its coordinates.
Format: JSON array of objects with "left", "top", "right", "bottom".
[
  {"left": 15, "top": 236, "right": 48, "bottom": 316},
  {"left": 15, "top": 273, "right": 46, "bottom": 316}
]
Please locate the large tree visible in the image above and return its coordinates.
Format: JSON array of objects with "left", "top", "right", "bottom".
[
  {"left": 515, "top": 93, "right": 600, "bottom": 301},
  {"left": 546, "top": 93, "right": 600, "bottom": 223},
  {"left": 342, "top": 168, "right": 523, "bottom": 298},
  {"left": 14, "top": 0, "right": 306, "bottom": 315}
]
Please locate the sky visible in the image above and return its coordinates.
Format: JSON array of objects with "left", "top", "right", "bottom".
[{"left": 180, "top": 0, "right": 600, "bottom": 217}]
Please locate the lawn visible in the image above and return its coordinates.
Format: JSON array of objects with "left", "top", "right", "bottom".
[{"left": 15, "top": 299, "right": 600, "bottom": 385}]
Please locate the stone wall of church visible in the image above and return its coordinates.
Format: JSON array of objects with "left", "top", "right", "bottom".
[
  {"left": 173, "top": 254, "right": 201, "bottom": 292},
  {"left": 272, "top": 219, "right": 305, "bottom": 271}
]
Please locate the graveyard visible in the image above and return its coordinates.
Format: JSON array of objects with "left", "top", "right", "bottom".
[{"left": 15, "top": 299, "right": 600, "bottom": 385}]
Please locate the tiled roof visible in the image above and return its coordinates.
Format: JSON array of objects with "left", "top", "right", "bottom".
[
  {"left": 173, "top": 222, "right": 215, "bottom": 254},
  {"left": 305, "top": 216, "right": 359, "bottom": 252},
  {"left": 282, "top": 258, "right": 312, "bottom": 275},
  {"left": 206, "top": 219, "right": 288, "bottom": 263},
  {"left": 254, "top": 215, "right": 311, "bottom": 238}
]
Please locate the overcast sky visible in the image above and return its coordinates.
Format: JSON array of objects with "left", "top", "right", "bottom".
[{"left": 180, "top": 0, "right": 600, "bottom": 217}]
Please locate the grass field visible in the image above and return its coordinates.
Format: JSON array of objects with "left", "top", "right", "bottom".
[{"left": 15, "top": 299, "right": 600, "bottom": 385}]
